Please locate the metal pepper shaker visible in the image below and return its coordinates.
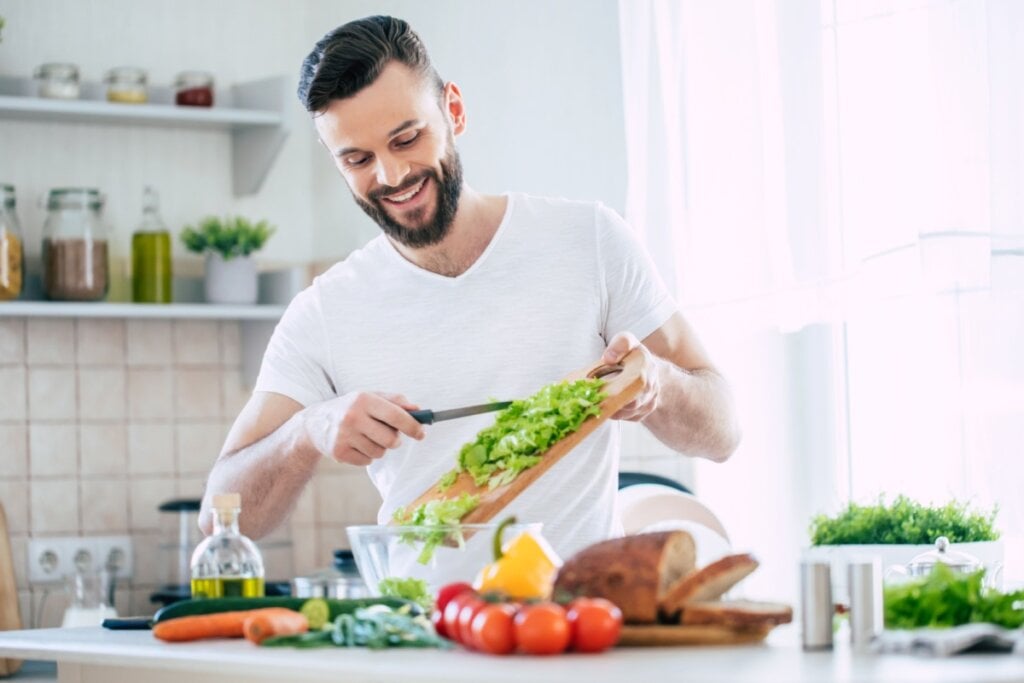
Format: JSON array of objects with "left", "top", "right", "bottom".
[
  {"left": 800, "top": 560, "right": 833, "bottom": 651},
  {"left": 848, "top": 557, "right": 883, "bottom": 652}
]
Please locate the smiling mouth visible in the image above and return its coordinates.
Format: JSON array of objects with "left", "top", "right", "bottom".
[{"left": 381, "top": 177, "right": 428, "bottom": 205}]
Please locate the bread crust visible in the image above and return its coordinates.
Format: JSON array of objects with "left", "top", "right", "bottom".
[
  {"left": 659, "top": 552, "right": 759, "bottom": 619},
  {"left": 679, "top": 600, "right": 794, "bottom": 627}
]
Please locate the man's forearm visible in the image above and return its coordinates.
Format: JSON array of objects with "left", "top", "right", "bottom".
[
  {"left": 642, "top": 362, "right": 741, "bottom": 462},
  {"left": 200, "top": 411, "right": 321, "bottom": 539}
]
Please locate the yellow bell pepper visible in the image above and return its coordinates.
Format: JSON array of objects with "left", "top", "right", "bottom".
[{"left": 473, "top": 516, "right": 562, "bottom": 600}]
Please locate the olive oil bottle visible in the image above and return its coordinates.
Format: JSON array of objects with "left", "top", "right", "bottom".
[
  {"left": 190, "top": 493, "right": 265, "bottom": 599},
  {"left": 130, "top": 186, "right": 172, "bottom": 303}
]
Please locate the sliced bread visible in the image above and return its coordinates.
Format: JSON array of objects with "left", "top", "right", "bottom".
[
  {"left": 679, "top": 600, "right": 793, "bottom": 628},
  {"left": 553, "top": 530, "right": 696, "bottom": 624},
  {"left": 659, "top": 552, "right": 759, "bottom": 620}
]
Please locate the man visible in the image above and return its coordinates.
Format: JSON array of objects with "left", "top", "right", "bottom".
[{"left": 200, "top": 16, "right": 740, "bottom": 558}]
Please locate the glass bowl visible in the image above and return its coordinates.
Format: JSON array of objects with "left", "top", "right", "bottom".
[{"left": 347, "top": 522, "right": 542, "bottom": 598}]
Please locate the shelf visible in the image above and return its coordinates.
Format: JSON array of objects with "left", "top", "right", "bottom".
[
  {"left": 0, "top": 74, "right": 291, "bottom": 196},
  {"left": 0, "top": 301, "right": 285, "bottom": 320}
]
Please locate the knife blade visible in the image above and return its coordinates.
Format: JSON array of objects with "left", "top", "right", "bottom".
[{"left": 408, "top": 401, "right": 513, "bottom": 425}]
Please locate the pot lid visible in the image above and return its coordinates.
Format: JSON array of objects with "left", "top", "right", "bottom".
[{"left": 907, "top": 536, "right": 983, "bottom": 574}]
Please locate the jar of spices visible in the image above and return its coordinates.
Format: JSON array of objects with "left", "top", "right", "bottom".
[
  {"left": 174, "top": 71, "right": 215, "bottom": 107},
  {"left": 0, "top": 185, "right": 25, "bottom": 301},
  {"left": 34, "top": 62, "right": 81, "bottom": 100},
  {"left": 131, "top": 186, "right": 172, "bottom": 303},
  {"left": 105, "top": 66, "right": 149, "bottom": 104},
  {"left": 42, "top": 188, "right": 110, "bottom": 302}
]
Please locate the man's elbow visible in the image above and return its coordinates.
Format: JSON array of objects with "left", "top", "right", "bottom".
[{"left": 706, "top": 423, "right": 742, "bottom": 464}]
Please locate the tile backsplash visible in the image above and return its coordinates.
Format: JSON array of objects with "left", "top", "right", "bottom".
[
  {"left": 0, "top": 316, "right": 690, "bottom": 629},
  {"left": 0, "top": 317, "right": 380, "bottom": 628}
]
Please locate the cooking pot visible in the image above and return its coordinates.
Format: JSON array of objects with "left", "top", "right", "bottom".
[{"left": 291, "top": 549, "right": 369, "bottom": 599}]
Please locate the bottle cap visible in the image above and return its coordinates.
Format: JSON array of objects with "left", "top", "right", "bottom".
[{"left": 212, "top": 493, "right": 241, "bottom": 510}]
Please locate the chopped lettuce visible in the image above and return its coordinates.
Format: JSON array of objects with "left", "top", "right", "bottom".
[
  {"left": 392, "top": 493, "right": 480, "bottom": 564},
  {"left": 884, "top": 563, "right": 1024, "bottom": 629},
  {"left": 437, "top": 469, "right": 458, "bottom": 493},
  {"left": 378, "top": 577, "right": 434, "bottom": 611},
  {"left": 455, "top": 378, "right": 606, "bottom": 489}
]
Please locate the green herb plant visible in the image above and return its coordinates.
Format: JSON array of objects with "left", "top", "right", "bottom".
[
  {"left": 809, "top": 495, "right": 999, "bottom": 546},
  {"left": 884, "top": 563, "right": 1024, "bottom": 629},
  {"left": 391, "top": 493, "right": 481, "bottom": 564},
  {"left": 180, "top": 215, "right": 275, "bottom": 260}
]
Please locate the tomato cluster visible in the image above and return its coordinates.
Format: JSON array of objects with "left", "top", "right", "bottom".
[{"left": 432, "top": 582, "right": 623, "bottom": 655}]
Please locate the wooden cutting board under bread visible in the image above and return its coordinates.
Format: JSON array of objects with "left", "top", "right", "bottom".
[
  {"left": 0, "top": 503, "right": 23, "bottom": 676},
  {"left": 397, "top": 347, "right": 646, "bottom": 525},
  {"left": 618, "top": 623, "right": 773, "bottom": 647}
]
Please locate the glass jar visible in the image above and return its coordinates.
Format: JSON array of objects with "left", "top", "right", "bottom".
[
  {"left": 42, "top": 188, "right": 110, "bottom": 301},
  {"left": 105, "top": 66, "right": 148, "bottom": 104},
  {"left": 34, "top": 62, "right": 81, "bottom": 100},
  {"left": 0, "top": 185, "right": 24, "bottom": 301},
  {"left": 174, "top": 71, "right": 215, "bottom": 107},
  {"left": 190, "top": 493, "right": 265, "bottom": 598},
  {"left": 291, "top": 549, "right": 369, "bottom": 599},
  {"left": 131, "top": 186, "right": 172, "bottom": 303}
]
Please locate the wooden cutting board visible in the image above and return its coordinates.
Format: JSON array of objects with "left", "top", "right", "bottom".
[
  {"left": 398, "top": 347, "right": 646, "bottom": 525},
  {"left": 617, "top": 623, "right": 774, "bottom": 647},
  {"left": 0, "top": 503, "right": 23, "bottom": 676}
]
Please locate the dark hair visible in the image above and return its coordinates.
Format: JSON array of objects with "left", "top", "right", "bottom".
[{"left": 298, "top": 15, "right": 443, "bottom": 114}]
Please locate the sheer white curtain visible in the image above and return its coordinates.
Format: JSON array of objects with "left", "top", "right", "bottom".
[{"left": 619, "top": 0, "right": 1024, "bottom": 599}]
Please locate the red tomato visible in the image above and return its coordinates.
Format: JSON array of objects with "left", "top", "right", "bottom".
[
  {"left": 566, "top": 598, "right": 623, "bottom": 653},
  {"left": 471, "top": 603, "right": 517, "bottom": 655},
  {"left": 443, "top": 592, "right": 478, "bottom": 643},
  {"left": 431, "top": 608, "right": 448, "bottom": 639},
  {"left": 513, "top": 602, "right": 571, "bottom": 655},
  {"left": 457, "top": 596, "right": 490, "bottom": 647},
  {"left": 436, "top": 582, "right": 475, "bottom": 613}
]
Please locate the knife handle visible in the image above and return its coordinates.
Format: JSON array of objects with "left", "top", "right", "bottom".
[{"left": 408, "top": 409, "right": 435, "bottom": 425}]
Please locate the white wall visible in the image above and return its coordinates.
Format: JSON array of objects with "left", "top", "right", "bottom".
[
  {"left": 0, "top": 0, "right": 315, "bottom": 295},
  {"left": 303, "top": 0, "right": 627, "bottom": 257}
]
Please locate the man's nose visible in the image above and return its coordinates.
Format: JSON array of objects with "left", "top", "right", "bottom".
[{"left": 375, "top": 154, "right": 410, "bottom": 189}]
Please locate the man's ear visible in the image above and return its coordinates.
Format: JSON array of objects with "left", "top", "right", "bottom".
[{"left": 444, "top": 82, "right": 467, "bottom": 136}]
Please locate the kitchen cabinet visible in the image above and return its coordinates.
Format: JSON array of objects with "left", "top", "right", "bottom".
[
  {"left": 0, "top": 74, "right": 290, "bottom": 197},
  {"left": 1, "top": 626, "right": 1023, "bottom": 683}
]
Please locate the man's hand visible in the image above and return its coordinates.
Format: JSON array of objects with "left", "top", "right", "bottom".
[
  {"left": 303, "top": 392, "right": 426, "bottom": 466},
  {"left": 601, "top": 331, "right": 663, "bottom": 422}
]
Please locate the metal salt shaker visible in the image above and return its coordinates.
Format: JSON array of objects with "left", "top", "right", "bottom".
[
  {"left": 800, "top": 561, "right": 833, "bottom": 651},
  {"left": 848, "top": 557, "right": 883, "bottom": 652}
]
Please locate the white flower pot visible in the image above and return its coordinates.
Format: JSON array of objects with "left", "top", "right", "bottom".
[
  {"left": 802, "top": 540, "right": 1005, "bottom": 605},
  {"left": 204, "top": 253, "right": 257, "bottom": 305}
]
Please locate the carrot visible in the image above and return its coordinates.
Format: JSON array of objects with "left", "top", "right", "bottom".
[
  {"left": 243, "top": 608, "right": 309, "bottom": 645},
  {"left": 153, "top": 608, "right": 298, "bottom": 642}
]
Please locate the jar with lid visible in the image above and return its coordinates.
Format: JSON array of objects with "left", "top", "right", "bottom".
[
  {"left": 105, "top": 66, "right": 148, "bottom": 104},
  {"left": 34, "top": 62, "right": 81, "bottom": 100},
  {"left": 190, "top": 493, "right": 265, "bottom": 598},
  {"left": 131, "top": 186, "right": 172, "bottom": 303},
  {"left": 0, "top": 185, "right": 25, "bottom": 301},
  {"left": 174, "top": 71, "right": 215, "bottom": 107},
  {"left": 42, "top": 188, "right": 110, "bottom": 301}
]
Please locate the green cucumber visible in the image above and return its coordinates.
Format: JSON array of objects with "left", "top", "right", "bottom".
[{"left": 151, "top": 596, "right": 420, "bottom": 625}]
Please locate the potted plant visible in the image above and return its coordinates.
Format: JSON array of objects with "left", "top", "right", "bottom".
[
  {"left": 181, "top": 216, "right": 275, "bottom": 305},
  {"left": 802, "top": 495, "right": 1003, "bottom": 602}
]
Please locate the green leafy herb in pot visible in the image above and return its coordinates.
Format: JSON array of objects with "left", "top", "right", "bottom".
[
  {"left": 884, "top": 563, "right": 1024, "bottom": 629},
  {"left": 809, "top": 495, "right": 998, "bottom": 546},
  {"left": 180, "top": 215, "right": 275, "bottom": 260},
  {"left": 378, "top": 577, "right": 433, "bottom": 611}
]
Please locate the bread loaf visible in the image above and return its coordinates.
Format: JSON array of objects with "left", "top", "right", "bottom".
[
  {"left": 553, "top": 531, "right": 696, "bottom": 624},
  {"left": 659, "top": 552, "right": 758, "bottom": 620},
  {"left": 679, "top": 600, "right": 793, "bottom": 628}
]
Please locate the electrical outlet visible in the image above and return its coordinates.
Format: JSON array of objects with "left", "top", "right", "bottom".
[{"left": 28, "top": 536, "right": 134, "bottom": 585}]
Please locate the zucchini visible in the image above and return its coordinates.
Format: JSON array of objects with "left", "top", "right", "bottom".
[{"left": 151, "top": 596, "right": 420, "bottom": 625}]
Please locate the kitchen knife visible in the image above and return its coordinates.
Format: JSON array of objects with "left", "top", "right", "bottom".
[{"left": 408, "top": 401, "right": 513, "bottom": 425}]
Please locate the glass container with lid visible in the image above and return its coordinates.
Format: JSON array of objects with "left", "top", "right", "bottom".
[
  {"left": 131, "top": 186, "right": 172, "bottom": 303},
  {"left": 906, "top": 536, "right": 983, "bottom": 577},
  {"left": 42, "top": 188, "right": 109, "bottom": 301},
  {"left": 34, "top": 62, "right": 81, "bottom": 99},
  {"left": 105, "top": 66, "right": 148, "bottom": 104},
  {"left": 0, "top": 185, "right": 24, "bottom": 301},
  {"left": 174, "top": 71, "right": 214, "bottom": 107},
  {"left": 190, "top": 493, "right": 265, "bottom": 598}
]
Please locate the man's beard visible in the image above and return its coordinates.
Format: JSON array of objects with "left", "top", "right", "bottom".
[{"left": 354, "top": 145, "right": 464, "bottom": 249}]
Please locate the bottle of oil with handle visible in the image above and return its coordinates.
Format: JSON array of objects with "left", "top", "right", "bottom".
[{"left": 190, "top": 493, "right": 265, "bottom": 598}]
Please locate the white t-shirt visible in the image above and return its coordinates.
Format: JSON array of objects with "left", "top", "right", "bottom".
[{"left": 255, "top": 192, "right": 676, "bottom": 558}]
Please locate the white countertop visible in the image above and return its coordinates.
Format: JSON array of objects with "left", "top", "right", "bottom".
[{"left": 1, "top": 626, "right": 1023, "bottom": 683}]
